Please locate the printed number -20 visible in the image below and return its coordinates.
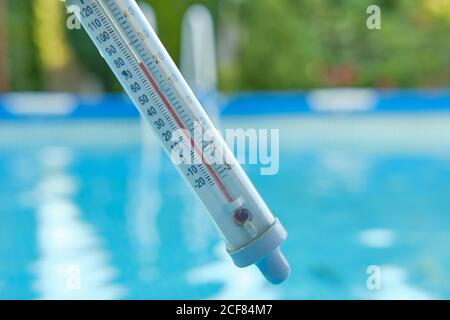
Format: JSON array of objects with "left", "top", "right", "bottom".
[{"left": 195, "top": 177, "right": 206, "bottom": 189}]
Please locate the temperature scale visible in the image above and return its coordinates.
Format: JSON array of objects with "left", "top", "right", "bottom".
[{"left": 67, "top": 0, "right": 290, "bottom": 284}]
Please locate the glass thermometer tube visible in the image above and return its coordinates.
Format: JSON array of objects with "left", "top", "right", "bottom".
[{"left": 67, "top": 0, "right": 290, "bottom": 284}]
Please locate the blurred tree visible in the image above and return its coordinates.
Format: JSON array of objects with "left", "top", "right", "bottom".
[
  {"left": 4, "top": 0, "right": 449, "bottom": 92},
  {"left": 148, "top": 0, "right": 216, "bottom": 64},
  {"left": 424, "top": 0, "right": 450, "bottom": 23},
  {"left": 33, "top": 0, "right": 80, "bottom": 91},
  {"left": 7, "top": 0, "right": 42, "bottom": 90},
  {"left": 66, "top": 3, "right": 119, "bottom": 91},
  {"left": 219, "top": 0, "right": 450, "bottom": 90},
  {"left": 0, "top": 0, "right": 9, "bottom": 91}
]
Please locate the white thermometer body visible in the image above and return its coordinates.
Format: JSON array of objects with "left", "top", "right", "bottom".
[{"left": 67, "top": 0, "right": 290, "bottom": 284}]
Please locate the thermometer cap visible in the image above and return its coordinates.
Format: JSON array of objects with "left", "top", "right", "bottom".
[
  {"left": 228, "top": 219, "right": 290, "bottom": 284},
  {"left": 256, "top": 248, "right": 291, "bottom": 285}
]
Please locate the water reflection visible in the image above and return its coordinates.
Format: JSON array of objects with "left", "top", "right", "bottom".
[
  {"left": 31, "top": 146, "right": 126, "bottom": 299},
  {"left": 126, "top": 123, "right": 162, "bottom": 283},
  {"left": 188, "top": 244, "right": 280, "bottom": 300},
  {"left": 2, "top": 116, "right": 449, "bottom": 299},
  {"left": 357, "top": 229, "right": 396, "bottom": 249},
  {"left": 180, "top": 189, "right": 215, "bottom": 253},
  {"left": 355, "top": 265, "right": 435, "bottom": 300},
  {"left": 314, "top": 151, "right": 371, "bottom": 195}
]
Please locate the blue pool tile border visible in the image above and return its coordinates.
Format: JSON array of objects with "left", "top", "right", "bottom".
[
  {"left": 0, "top": 89, "right": 449, "bottom": 120},
  {"left": 0, "top": 93, "right": 138, "bottom": 120},
  {"left": 223, "top": 89, "right": 450, "bottom": 115}
]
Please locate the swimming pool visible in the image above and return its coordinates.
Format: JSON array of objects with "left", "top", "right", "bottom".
[{"left": 1, "top": 91, "right": 450, "bottom": 299}]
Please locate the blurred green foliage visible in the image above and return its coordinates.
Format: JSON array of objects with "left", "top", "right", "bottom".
[
  {"left": 7, "top": 0, "right": 43, "bottom": 90},
  {"left": 219, "top": 0, "right": 450, "bottom": 90},
  {"left": 148, "top": 0, "right": 216, "bottom": 64},
  {"left": 3, "top": 0, "right": 450, "bottom": 92},
  {"left": 67, "top": 14, "right": 119, "bottom": 90}
]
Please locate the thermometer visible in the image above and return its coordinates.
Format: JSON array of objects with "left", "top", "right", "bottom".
[{"left": 67, "top": 0, "right": 290, "bottom": 284}]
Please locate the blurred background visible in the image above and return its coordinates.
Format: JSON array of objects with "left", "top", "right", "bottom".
[
  {"left": 0, "top": 0, "right": 450, "bottom": 300},
  {"left": 1, "top": 0, "right": 449, "bottom": 92}
]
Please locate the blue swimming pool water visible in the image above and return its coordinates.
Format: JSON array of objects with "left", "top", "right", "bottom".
[{"left": 1, "top": 115, "right": 450, "bottom": 299}]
